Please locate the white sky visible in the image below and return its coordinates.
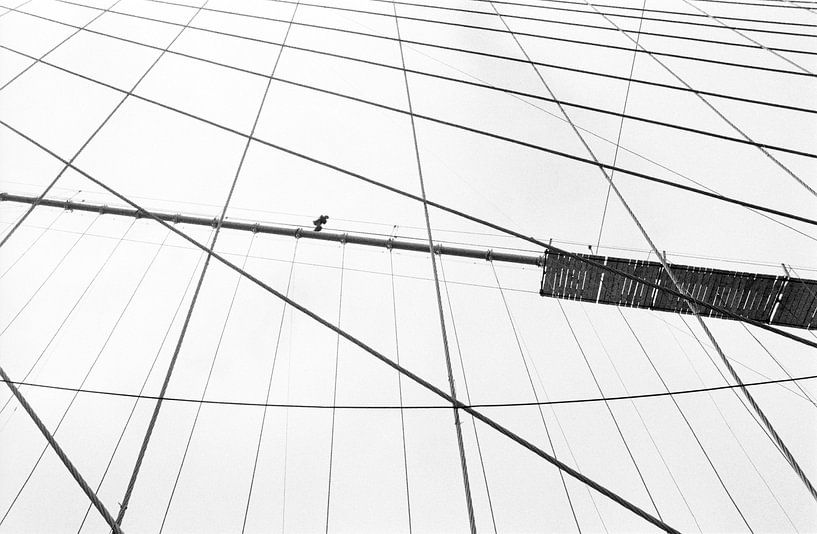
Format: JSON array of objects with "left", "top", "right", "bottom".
[{"left": 0, "top": 0, "right": 815, "bottom": 531}]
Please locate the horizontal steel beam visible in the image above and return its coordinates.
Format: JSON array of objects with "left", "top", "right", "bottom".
[{"left": 0, "top": 192, "right": 544, "bottom": 266}]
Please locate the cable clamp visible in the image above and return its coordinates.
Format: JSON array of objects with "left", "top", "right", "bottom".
[
  {"left": 434, "top": 243, "right": 442, "bottom": 255},
  {"left": 172, "top": 213, "right": 181, "bottom": 224},
  {"left": 251, "top": 222, "right": 260, "bottom": 234},
  {"left": 386, "top": 237, "right": 394, "bottom": 250},
  {"left": 341, "top": 233, "right": 348, "bottom": 244},
  {"left": 98, "top": 204, "right": 108, "bottom": 214},
  {"left": 0, "top": 193, "right": 6, "bottom": 201},
  {"left": 485, "top": 249, "right": 493, "bottom": 262},
  {"left": 294, "top": 227, "right": 302, "bottom": 239},
  {"left": 211, "top": 217, "right": 219, "bottom": 228}
]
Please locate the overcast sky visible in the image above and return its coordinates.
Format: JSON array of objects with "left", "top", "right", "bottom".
[{"left": 0, "top": 0, "right": 815, "bottom": 531}]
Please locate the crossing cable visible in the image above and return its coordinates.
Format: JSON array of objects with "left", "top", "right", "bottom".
[
  {"left": 3, "top": 124, "right": 815, "bottom": 353},
  {"left": 324, "top": 243, "right": 346, "bottom": 534},
  {"left": 0, "top": 216, "right": 127, "bottom": 424},
  {"left": 393, "top": 4, "right": 477, "bottom": 531},
  {"left": 580, "top": 305, "right": 704, "bottom": 533},
  {"left": 680, "top": 0, "right": 815, "bottom": 74},
  {"left": 0, "top": 220, "right": 140, "bottom": 526},
  {"left": 158, "top": 235, "right": 256, "bottom": 533},
  {"left": 388, "top": 248, "right": 415, "bottom": 534},
  {"left": 247, "top": 0, "right": 817, "bottom": 36},
  {"left": 112, "top": 2, "right": 299, "bottom": 525},
  {"left": 0, "top": 0, "right": 188, "bottom": 254},
  {"left": 584, "top": 1, "right": 817, "bottom": 198},
  {"left": 0, "top": 0, "right": 123, "bottom": 94},
  {"left": 485, "top": 262, "right": 582, "bottom": 532},
  {"left": 595, "top": 0, "right": 645, "bottom": 252},
  {"left": 34, "top": 1, "right": 817, "bottom": 117},
  {"left": 480, "top": 0, "right": 817, "bottom": 22},
  {"left": 0, "top": 365, "right": 122, "bottom": 533},
  {"left": 142, "top": 0, "right": 817, "bottom": 59},
  {"left": 553, "top": 297, "right": 663, "bottom": 520},
  {"left": 5, "top": 142, "right": 680, "bottom": 533},
  {"left": 4, "top": 15, "right": 815, "bottom": 235},
  {"left": 668, "top": 319, "right": 802, "bottom": 531},
  {"left": 438, "top": 257, "right": 500, "bottom": 534},
  {"left": 2, "top": 35, "right": 815, "bottom": 251},
  {"left": 242, "top": 240, "right": 299, "bottom": 533},
  {"left": 617, "top": 309, "right": 755, "bottom": 531},
  {"left": 0, "top": 214, "right": 100, "bottom": 343},
  {"left": 494, "top": 0, "right": 817, "bottom": 500}
]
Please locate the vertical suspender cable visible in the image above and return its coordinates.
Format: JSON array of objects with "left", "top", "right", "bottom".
[
  {"left": 595, "top": 0, "right": 646, "bottom": 252},
  {"left": 553, "top": 298, "right": 663, "bottom": 520},
  {"left": 324, "top": 243, "right": 346, "bottom": 533},
  {"left": 390, "top": 5, "right": 477, "bottom": 531},
  {"left": 242, "top": 240, "right": 299, "bottom": 532},
  {"left": 389, "top": 248, "right": 414, "bottom": 533},
  {"left": 488, "top": 262, "right": 582, "bottom": 532}
]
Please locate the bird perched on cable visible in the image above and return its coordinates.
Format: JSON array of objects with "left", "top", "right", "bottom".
[{"left": 313, "top": 215, "right": 329, "bottom": 232}]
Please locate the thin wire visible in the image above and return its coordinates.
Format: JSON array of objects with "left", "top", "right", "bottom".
[
  {"left": 392, "top": 3, "right": 477, "bottom": 530},
  {"left": 242, "top": 239, "right": 299, "bottom": 533},
  {"left": 596, "top": 0, "right": 645, "bottom": 252},
  {"left": 31, "top": 1, "right": 817, "bottom": 117},
  {"left": 0, "top": 219, "right": 138, "bottom": 524},
  {"left": 667, "top": 319, "right": 801, "bottom": 532},
  {"left": 618, "top": 309, "right": 754, "bottom": 531},
  {"left": 158, "top": 235, "right": 256, "bottom": 532},
  {"left": 0, "top": 370, "right": 813, "bottom": 411},
  {"left": 388, "top": 247, "right": 414, "bottom": 533},
  {"left": 487, "top": 262, "right": 582, "bottom": 532},
  {"left": 75, "top": 229, "right": 212, "bottom": 534},
  {"left": 0, "top": 208, "right": 64, "bottom": 281},
  {"left": 438, "top": 256, "right": 499, "bottom": 534},
  {"left": 580, "top": 305, "right": 704, "bottom": 533},
  {"left": 554, "top": 298, "right": 663, "bottom": 519},
  {"left": 584, "top": 1, "right": 816, "bottom": 197},
  {"left": 324, "top": 243, "right": 346, "bottom": 534},
  {"left": 681, "top": 0, "right": 814, "bottom": 74}
]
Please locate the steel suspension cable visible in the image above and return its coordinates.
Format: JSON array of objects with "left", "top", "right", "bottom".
[
  {"left": 617, "top": 309, "right": 754, "bottom": 531},
  {"left": 0, "top": 0, "right": 197, "bottom": 254},
  {"left": 486, "top": 262, "right": 582, "bottom": 532},
  {"left": 393, "top": 5, "right": 477, "bottom": 531},
  {"left": 680, "top": 0, "right": 814, "bottom": 74},
  {"left": 667, "top": 319, "right": 801, "bottom": 531},
  {"left": 553, "top": 298, "right": 663, "bottom": 520},
  {"left": 27, "top": 1, "right": 817, "bottom": 118},
  {"left": 324, "top": 243, "right": 345, "bottom": 534},
  {"left": 389, "top": 248, "right": 415, "bottom": 534},
  {"left": 74, "top": 230, "right": 211, "bottom": 534},
  {"left": 595, "top": 0, "right": 645, "bottom": 252},
  {"left": 242, "top": 239, "right": 299, "bottom": 533},
  {"left": 0, "top": 220, "right": 140, "bottom": 525},
  {"left": 0, "top": 365, "right": 122, "bottom": 533},
  {"left": 584, "top": 0, "right": 817, "bottom": 197},
  {"left": 438, "top": 256, "right": 499, "bottom": 533},
  {"left": 580, "top": 305, "right": 704, "bottom": 533},
  {"left": 159, "top": 235, "right": 256, "bottom": 532}
]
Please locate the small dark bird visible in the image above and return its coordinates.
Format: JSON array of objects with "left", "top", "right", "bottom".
[{"left": 313, "top": 215, "right": 329, "bottom": 232}]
